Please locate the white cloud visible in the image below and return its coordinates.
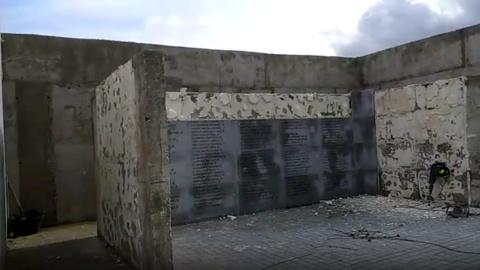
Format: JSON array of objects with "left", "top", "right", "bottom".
[
  {"left": 4, "top": 0, "right": 478, "bottom": 56},
  {"left": 3, "top": 0, "right": 381, "bottom": 55},
  {"left": 136, "top": 0, "right": 384, "bottom": 55},
  {"left": 328, "top": 0, "right": 480, "bottom": 56}
]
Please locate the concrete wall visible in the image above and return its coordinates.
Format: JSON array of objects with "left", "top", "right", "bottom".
[
  {"left": 1, "top": 35, "right": 145, "bottom": 225},
  {"left": 94, "top": 51, "right": 172, "bottom": 269},
  {"left": 1, "top": 34, "right": 358, "bottom": 226},
  {"left": 0, "top": 32, "right": 7, "bottom": 270},
  {"left": 375, "top": 77, "right": 469, "bottom": 202},
  {"left": 466, "top": 76, "right": 480, "bottom": 206},
  {"left": 95, "top": 60, "right": 143, "bottom": 267},
  {"left": 166, "top": 91, "right": 371, "bottom": 224},
  {"left": 4, "top": 23, "right": 480, "bottom": 226},
  {"left": 158, "top": 47, "right": 376, "bottom": 224},
  {"left": 93, "top": 48, "right": 373, "bottom": 266},
  {"left": 361, "top": 24, "right": 480, "bottom": 89}
]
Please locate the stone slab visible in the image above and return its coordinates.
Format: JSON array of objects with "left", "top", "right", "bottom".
[{"left": 168, "top": 118, "right": 364, "bottom": 224}]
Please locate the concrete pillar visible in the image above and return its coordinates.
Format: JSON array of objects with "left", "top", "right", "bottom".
[{"left": 94, "top": 50, "right": 172, "bottom": 270}]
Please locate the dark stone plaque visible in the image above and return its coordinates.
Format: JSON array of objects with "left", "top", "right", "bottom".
[
  {"left": 168, "top": 112, "right": 377, "bottom": 224},
  {"left": 321, "top": 118, "right": 351, "bottom": 199},
  {"left": 281, "top": 119, "right": 323, "bottom": 207},
  {"left": 238, "top": 120, "right": 282, "bottom": 214},
  {"left": 168, "top": 120, "right": 239, "bottom": 224},
  {"left": 351, "top": 89, "right": 379, "bottom": 195},
  {"left": 188, "top": 121, "right": 238, "bottom": 221},
  {"left": 168, "top": 121, "right": 192, "bottom": 223},
  {"left": 190, "top": 121, "right": 226, "bottom": 209}
]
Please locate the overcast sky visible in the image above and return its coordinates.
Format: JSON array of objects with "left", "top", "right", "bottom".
[{"left": 2, "top": 0, "right": 480, "bottom": 56}]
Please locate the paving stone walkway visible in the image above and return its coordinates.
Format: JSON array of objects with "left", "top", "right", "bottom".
[{"left": 172, "top": 195, "right": 480, "bottom": 270}]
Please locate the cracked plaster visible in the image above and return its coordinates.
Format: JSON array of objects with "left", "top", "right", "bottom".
[
  {"left": 375, "top": 77, "right": 469, "bottom": 202},
  {"left": 165, "top": 89, "right": 351, "bottom": 121},
  {"left": 94, "top": 60, "right": 144, "bottom": 269}
]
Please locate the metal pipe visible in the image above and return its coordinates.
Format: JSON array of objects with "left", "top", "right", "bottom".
[
  {"left": 7, "top": 177, "right": 23, "bottom": 216},
  {"left": 468, "top": 171, "right": 472, "bottom": 208}
]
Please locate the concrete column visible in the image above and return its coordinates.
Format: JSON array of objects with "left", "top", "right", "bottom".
[
  {"left": 94, "top": 50, "right": 172, "bottom": 270},
  {"left": 133, "top": 50, "right": 173, "bottom": 270}
]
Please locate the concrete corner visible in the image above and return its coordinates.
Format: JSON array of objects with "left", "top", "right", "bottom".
[{"left": 93, "top": 49, "right": 172, "bottom": 270}]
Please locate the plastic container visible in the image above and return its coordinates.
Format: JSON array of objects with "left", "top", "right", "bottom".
[{"left": 11, "top": 210, "right": 45, "bottom": 237}]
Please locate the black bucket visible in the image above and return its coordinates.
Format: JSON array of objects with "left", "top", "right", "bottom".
[{"left": 11, "top": 210, "right": 45, "bottom": 237}]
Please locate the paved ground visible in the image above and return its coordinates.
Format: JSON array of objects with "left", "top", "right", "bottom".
[
  {"left": 7, "top": 237, "right": 131, "bottom": 270},
  {"left": 6, "top": 195, "right": 480, "bottom": 269},
  {"left": 8, "top": 221, "right": 96, "bottom": 250},
  {"left": 6, "top": 221, "right": 130, "bottom": 270},
  {"left": 173, "top": 195, "right": 480, "bottom": 270}
]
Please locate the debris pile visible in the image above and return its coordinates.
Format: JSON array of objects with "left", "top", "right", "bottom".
[{"left": 324, "top": 195, "right": 447, "bottom": 220}]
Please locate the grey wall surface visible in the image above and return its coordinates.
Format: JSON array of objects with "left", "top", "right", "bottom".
[
  {"left": 361, "top": 24, "right": 480, "bottom": 89},
  {"left": 3, "top": 23, "right": 480, "bottom": 226},
  {"left": 163, "top": 54, "right": 377, "bottom": 224},
  {"left": 1, "top": 34, "right": 358, "bottom": 226},
  {"left": 165, "top": 89, "right": 356, "bottom": 223},
  {"left": 95, "top": 59, "right": 145, "bottom": 268},
  {"left": 169, "top": 115, "right": 377, "bottom": 224},
  {"left": 0, "top": 32, "right": 7, "bottom": 270},
  {"left": 169, "top": 118, "right": 355, "bottom": 224},
  {"left": 94, "top": 51, "right": 173, "bottom": 270},
  {"left": 375, "top": 77, "right": 469, "bottom": 202},
  {"left": 466, "top": 76, "right": 480, "bottom": 206},
  {"left": 350, "top": 89, "right": 378, "bottom": 195}
]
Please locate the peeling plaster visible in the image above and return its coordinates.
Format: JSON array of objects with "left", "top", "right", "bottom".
[
  {"left": 94, "top": 60, "right": 144, "bottom": 269},
  {"left": 376, "top": 77, "right": 469, "bottom": 202},
  {"left": 166, "top": 91, "right": 351, "bottom": 121}
]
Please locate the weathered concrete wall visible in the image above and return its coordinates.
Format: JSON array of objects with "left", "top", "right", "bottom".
[
  {"left": 52, "top": 86, "right": 95, "bottom": 222},
  {"left": 4, "top": 23, "right": 480, "bottom": 226},
  {"left": 2, "top": 34, "right": 359, "bottom": 92},
  {"left": 361, "top": 24, "right": 480, "bottom": 89},
  {"left": 94, "top": 51, "right": 172, "bottom": 269},
  {"left": 1, "top": 33, "right": 359, "bottom": 226},
  {"left": 0, "top": 32, "right": 7, "bottom": 270},
  {"left": 466, "top": 75, "right": 480, "bottom": 206},
  {"left": 95, "top": 60, "right": 144, "bottom": 268},
  {"left": 160, "top": 47, "right": 378, "bottom": 223},
  {"left": 166, "top": 91, "right": 364, "bottom": 224},
  {"left": 166, "top": 92, "right": 351, "bottom": 121},
  {"left": 1, "top": 35, "right": 149, "bottom": 225},
  {"left": 375, "top": 77, "right": 469, "bottom": 202}
]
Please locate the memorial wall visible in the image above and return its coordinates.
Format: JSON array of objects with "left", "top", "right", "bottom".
[
  {"left": 166, "top": 90, "right": 378, "bottom": 224},
  {"left": 93, "top": 50, "right": 378, "bottom": 269}
]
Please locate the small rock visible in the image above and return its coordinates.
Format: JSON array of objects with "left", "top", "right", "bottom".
[{"left": 227, "top": 215, "right": 237, "bottom": 220}]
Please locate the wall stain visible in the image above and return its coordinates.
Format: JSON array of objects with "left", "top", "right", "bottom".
[{"left": 375, "top": 77, "right": 468, "bottom": 203}]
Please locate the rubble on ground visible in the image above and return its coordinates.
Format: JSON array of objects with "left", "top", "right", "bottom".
[{"left": 185, "top": 195, "right": 480, "bottom": 235}]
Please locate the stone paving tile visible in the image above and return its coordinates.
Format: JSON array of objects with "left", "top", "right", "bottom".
[{"left": 173, "top": 196, "right": 480, "bottom": 270}]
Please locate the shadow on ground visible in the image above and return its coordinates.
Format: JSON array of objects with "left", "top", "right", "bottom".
[{"left": 7, "top": 237, "right": 131, "bottom": 270}]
